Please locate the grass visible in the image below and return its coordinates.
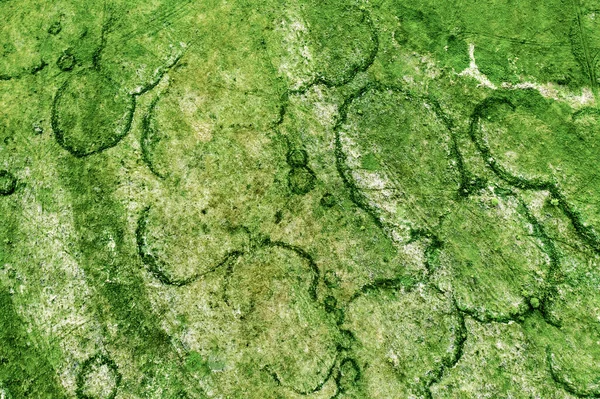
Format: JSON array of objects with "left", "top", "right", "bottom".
[{"left": 0, "top": 0, "right": 599, "bottom": 397}]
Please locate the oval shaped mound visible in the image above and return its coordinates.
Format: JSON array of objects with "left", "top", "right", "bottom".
[
  {"left": 0, "top": 170, "right": 17, "bottom": 196},
  {"left": 432, "top": 316, "right": 572, "bottom": 399},
  {"left": 342, "top": 284, "right": 464, "bottom": 397},
  {"left": 140, "top": 49, "right": 283, "bottom": 181},
  {"left": 52, "top": 69, "right": 135, "bottom": 157},
  {"left": 76, "top": 353, "right": 121, "bottom": 399},
  {"left": 136, "top": 202, "right": 249, "bottom": 286},
  {"left": 432, "top": 191, "right": 550, "bottom": 322},
  {"left": 225, "top": 244, "right": 338, "bottom": 394},
  {"left": 471, "top": 90, "right": 600, "bottom": 251},
  {"left": 288, "top": 166, "right": 316, "bottom": 195},
  {"left": 338, "top": 87, "right": 458, "bottom": 239},
  {"left": 471, "top": 90, "right": 575, "bottom": 183},
  {"left": 303, "top": 3, "right": 377, "bottom": 86},
  {"left": 264, "top": 2, "right": 377, "bottom": 89}
]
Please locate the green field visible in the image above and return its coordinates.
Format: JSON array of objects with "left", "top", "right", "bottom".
[{"left": 1, "top": 0, "right": 600, "bottom": 397}]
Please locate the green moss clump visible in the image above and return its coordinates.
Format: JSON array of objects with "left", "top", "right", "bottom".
[{"left": 0, "top": 171, "right": 16, "bottom": 196}]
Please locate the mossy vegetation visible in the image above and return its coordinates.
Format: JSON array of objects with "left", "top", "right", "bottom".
[
  {"left": 431, "top": 190, "right": 550, "bottom": 322},
  {"left": 337, "top": 85, "right": 459, "bottom": 241},
  {"left": 342, "top": 285, "right": 465, "bottom": 398},
  {"left": 1, "top": 0, "right": 600, "bottom": 397},
  {"left": 52, "top": 69, "right": 135, "bottom": 157}
]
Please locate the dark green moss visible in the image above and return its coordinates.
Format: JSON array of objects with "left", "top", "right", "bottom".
[
  {"left": 56, "top": 51, "right": 76, "bottom": 72},
  {"left": 286, "top": 148, "right": 308, "bottom": 167},
  {"left": 0, "top": 170, "right": 16, "bottom": 196},
  {"left": 288, "top": 166, "right": 316, "bottom": 195}
]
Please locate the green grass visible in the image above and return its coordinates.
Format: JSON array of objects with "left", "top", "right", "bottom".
[{"left": 1, "top": 0, "right": 600, "bottom": 397}]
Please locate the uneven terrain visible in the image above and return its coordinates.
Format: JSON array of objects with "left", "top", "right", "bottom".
[{"left": 1, "top": 0, "right": 600, "bottom": 398}]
